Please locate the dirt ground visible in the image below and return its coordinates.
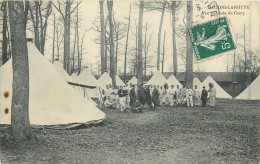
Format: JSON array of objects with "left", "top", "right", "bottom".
[{"left": 0, "top": 99, "right": 260, "bottom": 164}]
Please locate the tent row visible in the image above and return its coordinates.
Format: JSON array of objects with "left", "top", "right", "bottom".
[
  {"left": 147, "top": 70, "right": 260, "bottom": 100},
  {"left": 54, "top": 63, "right": 259, "bottom": 100},
  {"left": 146, "top": 70, "right": 232, "bottom": 99}
]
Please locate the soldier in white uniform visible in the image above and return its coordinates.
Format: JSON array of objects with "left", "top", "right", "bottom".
[
  {"left": 99, "top": 89, "right": 107, "bottom": 109},
  {"left": 163, "top": 84, "right": 170, "bottom": 105},
  {"left": 193, "top": 85, "right": 200, "bottom": 106},
  {"left": 168, "top": 85, "right": 175, "bottom": 106},
  {"left": 185, "top": 87, "right": 194, "bottom": 107},
  {"left": 106, "top": 85, "right": 115, "bottom": 108},
  {"left": 125, "top": 83, "right": 131, "bottom": 109},
  {"left": 208, "top": 83, "right": 216, "bottom": 107}
]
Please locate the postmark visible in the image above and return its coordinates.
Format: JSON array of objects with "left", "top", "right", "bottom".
[
  {"left": 189, "top": 16, "right": 236, "bottom": 60},
  {"left": 193, "top": 0, "right": 221, "bottom": 37}
]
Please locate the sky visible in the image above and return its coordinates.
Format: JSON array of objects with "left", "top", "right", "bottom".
[
  {"left": 14, "top": 1, "right": 260, "bottom": 75},
  {"left": 63, "top": 0, "right": 260, "bottom": 75}
]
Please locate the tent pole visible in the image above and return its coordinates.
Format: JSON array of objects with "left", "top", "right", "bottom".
[
  {"left": 66, "top": 124, "right": 72, "bottom": 134},
  {"left": 84, "top": 123, "right": 95, "bottom": 132}
]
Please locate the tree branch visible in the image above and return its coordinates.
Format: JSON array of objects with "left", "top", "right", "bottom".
[
  {"left": 70, "top": 0, "right": 82, "bottom": 14},
  {"left": 51, "top": 1, "right": 65, "bottom": 20}
]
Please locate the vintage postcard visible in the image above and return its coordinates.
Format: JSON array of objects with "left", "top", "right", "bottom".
[{"left": 0, "top": 0, "right": 259, "bottom": 163}]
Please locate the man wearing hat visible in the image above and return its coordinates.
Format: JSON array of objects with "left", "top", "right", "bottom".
[{"left": 201, "top": 86, "right": 208, "bottom": 107}]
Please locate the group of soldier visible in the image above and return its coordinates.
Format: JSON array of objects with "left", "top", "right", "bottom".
[{"left": 99, "top": 82, "right": 217, "bottom": 113}]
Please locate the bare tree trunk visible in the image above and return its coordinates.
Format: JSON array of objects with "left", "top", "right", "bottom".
[
  {"left": 143, "top": 23, "right": 152, "bottom": 77},
  {"left": 243, "top": 24, "right": 247, "bottom": 72},
  {"left": 115, "top": 24, "right": 119, "bottom": 74},
  {"left": 72, "top": 4, "right": 79, "bottom": 74},
  {"left": 63, "top": 1, "right": 71, "bottom": 72},
  {"left": 104, "top": 33, "right": 107, "bottom": 71},
  {"left": 230, "top": 51, "right": 236, "bottom": 89},
  {"left": 52, "top": 13, "right": 55, "bottom": 63},
  {"left": 2, "top": 1, "right": 8, "bottom": 64},
  {"left": 56, "top": 23, "right": 60, "bottom": 60},
  {"left": 135, "top": 24, "right": 138, "bottom": 75},
  {"left": 39, "top": 3, "right": 44, "bottom": 53},
  {"left": 156, "top": 1, "right": 166, "bottom": 70},
  {"left": 99, "top": 0, "right": 106, "bottom": 74},
  {"left": 124, "top": 4, "right": 131, "bottom": 82},
  {"left": 52, "top": 1, "right": 79, "bottom": 70},
  {"left": 72, "top": 23, "right": 77, "bottom": 73},
  {"left": 107, "top": 0, "right": 116, "bottom": 87},
  {"left": 7, "top": 25, "right": 12, "bottom": 59},
  {"left": 40, "top": 2, "right": 52, "bottom": 55},
  {"left": 137, "top": 0, "right": 144, "bottom": 94},
  {"left": 8, "top": 1, "right": 32, "bottom": 141},
  {"left": 76, "top": 4, "right": 81, "bottom": 75},
  {"left": 171, "top": 1, "right": 177, "bottom": 76},
  {"left": 162, "top": 30, "right": 166, "bottom": 73},
  {"left": 104, "top": 18, "right": 109, "bottom": 71},
  {"left": 185, "top": 0, "right": 193, "bottom": 89},
  {"left": 144, "top": 22, "right": 148, "bottom": 77},
  {"left": 29, "top": 2, "right": 51, "bottom": 55},
  {"left": 80, "top": 30, "right": 87, "bottom": 73},
  {"left": 32, "top": 1, "right": 40, "bottom": 50}
]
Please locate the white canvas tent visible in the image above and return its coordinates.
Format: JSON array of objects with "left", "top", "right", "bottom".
[
  {"left": 202, "top": 76, "right": 232, "bottom": 99},
  {"left": 77, "top": 68, "right": 98, "bottom": 87},
  {"left": 77, "top": 68, "right": 100, "bottom": 98},
  {"left": 0, "top": 42, "right": 105, "bottom": 129},
  {"left": 193, "top": 77, "right": 203, "bottom": 90},
  {"left": 71, "top": 73, "right": 78, "bottom": 82},
  {"left": 69, "top": 73, "right": 82, "bottom": 93},
  {"left": 147, "top": 70, "right": 167, "bottom": 86},
  {"left": 52, "top": 61, "right": 72, "bottom": 82},
  {"left": 167, "top": 75, "right": 182, "bottom": 87},
  {"left": 98, "top": 72, "right": 112, "bottom": 89},
  {"left": 236, "top": 76, "right": 260, "bottom": 100},
  {"left": 127, "top": 76, "right": 137, "bottom": 85},
  {"left": 115, "top": 74, "right": 125, "bottom": 86},
  {"left": 98, "top": 72, "right": 125, "bottom": 88}
]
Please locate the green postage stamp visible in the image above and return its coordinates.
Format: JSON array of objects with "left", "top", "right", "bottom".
[{"left": 189, "top": 17, "right": 236, "bottom": 60}]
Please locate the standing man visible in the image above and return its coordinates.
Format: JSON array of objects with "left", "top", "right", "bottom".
[
  {"left": 193, "top": 85, "right": 200, "bottom": 106},
  {"left": 185, "top": 87, "right": 194, "bottom": 107},
  {"left": 180, "top": 85, "right": 186, "bottom": 105},
  {"left": 99, "top": 89, "right": 107, "bottom": 109},
  {"left": 125, "top": 83, "right": 131, "bottom": 109},
  {"left": 152, "top": 85, "right": 160, "bottom": 107},
  {"left": 145, "top": 85, "right": 152, "bottom": 109},
  {"left": 168, "top": 85, "right": 175, "bottom": 107},
  {"left": 129, "top": 84, "right": 136, "bottom": 112},
  {"left": 201, "top": 86, "right": 208, "bottom": 107},
  {"left": 105, "top": 85, "right": 110, "bottom": 98},
  {"left": 208, "top": 83, "right": 216, "bottom": 107},
  {"left": 163, "top": 83, "right": 170, "bottom": 105},
  {"left": 118, "top": 86, "right": 127, "bottom": 112},
  {"left": 138, "top": 83, "right": 146, "bottom": 106}
]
